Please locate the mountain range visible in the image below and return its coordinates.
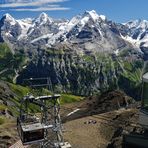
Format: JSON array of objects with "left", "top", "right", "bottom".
[
  {"left": 0, "top": 10, "right": 147, "bottom": 97},
  {"left": 0, "top": 10, "right": 148, "bottom": 55}
]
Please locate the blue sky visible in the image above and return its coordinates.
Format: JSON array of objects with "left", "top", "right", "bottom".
[{"left": 0, "top": 0, "right": 148, "bottom": 23}]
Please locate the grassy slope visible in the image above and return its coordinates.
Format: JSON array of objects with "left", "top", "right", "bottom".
[
  {"left": 0, "top": 82, "right": 83, "bottom": 117},
  {"left": 0, "top": 43, "right": 28, "bottom": 82},
  {"left": 60, "top": 94, "right": 83, "bottom": 104}
]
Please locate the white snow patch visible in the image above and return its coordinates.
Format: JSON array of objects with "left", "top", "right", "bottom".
[
  {"left": 121, "top": 34, "right": 140, "bottom": 47},
  {"left": 31, "top": 34, "right": 53, "bottom": 43},
  {"left": 5, "top": 31, "right": 12, "bottom": 37},
  {"left": 80, "top": 16, "right": 89, "bottom": 26},
  {"left": 142, "top": 42, "right": 148, "bottom": 47},
  {"left": 114, "top": 49, "right": 119, "bottom": 56},
  {"left": 67, "top": 109, "right": 80, "bottom": 117},
  {"left": 47, "top": 32, "right": 63, "bottom": 45},
  {"left": 59, "top": 22, "right": 69, "bottom": 31},
  {"left": 17, "top": 19, "right": 32, "bottom": 40},
  {"left": 27, "top": 27, "right": 34, "bottom": 36},
  {"left": 87, "top": 10, "right": 99, "bottom": 21},
  {"left": 98, "top": 28, "right": 103, "bottom": 36},
  {"left": 100, "top": 15, "right": 106, "bottom": 21},
  {"left": 66, "top": 15, "right": 81, "bottom": 31},
  {"left": 22, "top": 65, "right": 27, "bottom": 69}
]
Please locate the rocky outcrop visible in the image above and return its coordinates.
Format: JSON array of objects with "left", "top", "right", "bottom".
[{"left": 16, "top": 47, "right": 143, "bottom": 99}]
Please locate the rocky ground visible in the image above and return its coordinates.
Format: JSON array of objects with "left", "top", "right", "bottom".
[
  {"left": 63, "top": 108, "right": 141, "bottom": 148},
  {"left": 61, "top": 90, "right": 142, "bottom": 148},
  {"left": 0, "top": 118, "right": 18, "bottom": 148}
]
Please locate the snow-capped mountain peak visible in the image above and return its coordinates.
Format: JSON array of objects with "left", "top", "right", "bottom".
[
  {"left": 125, "top": 19, "right": 148, "bottom": 30},
  {"left": 84, "top": 10, "right": 100, "bottom": 21},
  {"left": 3, "top": 13, "right": 16, "bottom": 25},
  {"left": 35, "top": 12, "right": 53, "bottom": 25},
  {"left": 122, "top": 19, "right": 148, "bottom": 50},
  {"left": 84, "top": 10, "right": 106, "bottom": 22},
  {"left": 3, "top": 13, "right": 13, "bottom": 19},
  {"left": 66, "top": 10, "right": 106, "bottom": 33},
  {"left": 39, "top": 12, "right": 49, "bottom": 20}
]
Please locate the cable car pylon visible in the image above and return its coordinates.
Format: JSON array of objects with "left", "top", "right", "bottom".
[{"left": 17, "top": 77, "right": 71, "bottom": 148}]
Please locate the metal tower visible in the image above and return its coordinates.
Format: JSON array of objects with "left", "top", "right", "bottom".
[{"left": 17, "top": 77, "right": 71, "bottom": 148}]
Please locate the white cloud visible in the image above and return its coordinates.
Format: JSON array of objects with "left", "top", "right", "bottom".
[
  {"left": 0, "top": 0, "right": 68, "bottom": 7},
  {"left": 0, "top": 0, "right": 70, "bottom": 11},
  {"left": 2, "top": 0, "right": 34, "bottom": 3},
  {"left": 11, "top": 7, "right": 70, "bottom": 11}
]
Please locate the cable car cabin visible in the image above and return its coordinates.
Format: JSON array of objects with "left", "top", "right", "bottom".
[
  {"left": 139, "top": 72, "right": 148, "bottom": 129},
  {"left": 17, "top": 116, "right": 45, "bottom": 145}
]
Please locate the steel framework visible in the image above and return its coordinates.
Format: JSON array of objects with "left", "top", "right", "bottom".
[{"left": 17, "top": 77, "right": 71, "bottom": 148}]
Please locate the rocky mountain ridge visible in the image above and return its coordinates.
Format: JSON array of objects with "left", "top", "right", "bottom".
[{"left": 0, "top": 10, "right": 147, "bottom": 54}]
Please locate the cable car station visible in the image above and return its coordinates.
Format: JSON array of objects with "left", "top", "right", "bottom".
[{"left": 17, "top": 78, "right": 71, "bottom": 148}]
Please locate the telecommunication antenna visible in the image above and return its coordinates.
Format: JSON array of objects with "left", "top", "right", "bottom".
[{"left": 17, "top": 77, "right": 71, "bottom": 148}]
